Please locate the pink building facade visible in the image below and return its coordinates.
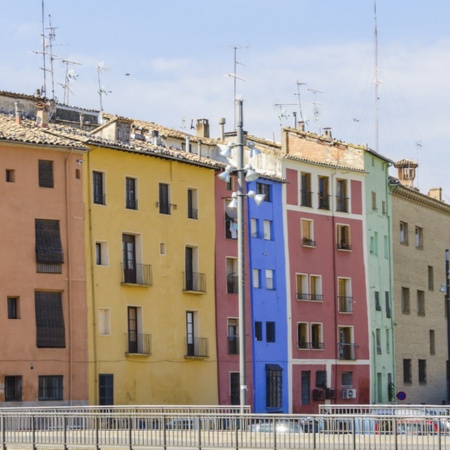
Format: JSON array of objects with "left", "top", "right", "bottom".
[{"left": 284, "top": 156, "right": 370, "bottom": 413}]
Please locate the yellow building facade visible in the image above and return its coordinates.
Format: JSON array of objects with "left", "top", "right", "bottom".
[{"left": 84, "top": 142, "right": 219, "bottom": 405}]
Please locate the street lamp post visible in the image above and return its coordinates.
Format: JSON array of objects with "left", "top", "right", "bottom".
[
  {"left": 236, "top": 98, "right": 247, "bottom": 409},
  {"left": 446, "top": 249, "right": 450, "bottom": 404}
]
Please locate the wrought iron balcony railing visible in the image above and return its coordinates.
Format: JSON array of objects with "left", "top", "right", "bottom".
[
  {"left": 227, "top": 336, "right": 239, "bottom": 355},
  {"left": 125, "top": 333, "right": 151, "bottom": 355},
  {"left": 185, "top": 337, "right": 209, "bottom": 357},
  {"left": 121, "top": 263, "right": 153, "bottom": 286},
  {"left": 338, "top": 342, "right": 356, "bottom": 360},
  {"left": 338, "top": 296, "right": 353, "bottom": 313},
  {"left": 183, "top": 272, "right": 207, "bottom": 293}
]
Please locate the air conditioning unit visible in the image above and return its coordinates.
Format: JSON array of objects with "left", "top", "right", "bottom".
[
  {"left": 342, "top": 388, "right": 357, "bottom": 399},
  {"left": 312, "top": 389, "right": 325, "bottom": 401},
  {"left": 325, "top": 388, "right": 336, "bottom": 400}
]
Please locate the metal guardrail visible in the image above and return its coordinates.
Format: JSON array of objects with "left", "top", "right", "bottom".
[{"left": 1, "top": 408, "right": 450, "bottom": 449}]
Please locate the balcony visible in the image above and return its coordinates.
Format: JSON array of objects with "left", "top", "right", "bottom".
[
  {"left": 336, "top": 196, "right": 349, "bottom": 213},
  {"left": 338, "top": 296, "right": 353, "bottom": 313},
  {"left": 37, "top": 262, "right": 62, "bottom": 274},
  {"left": 121, "top": 263, "right": 152, "bottom": 285},
  {"left": 183, "top": 272, "right": 206, "bottom": 293},
  {"left": 302, "top": 237, "right": 316, "bottom": 247},
  {"left": 300, "top": 190, "right": 313, "bottom": 207},
  {"left": 125, "top": 333, "right": 151, "bottom": 355},
  {"left": 298, "top": 341, "right": 324, "bottom": 350},
  {"left": 188, "top": 208, "right": 198, "bottom": 219},
  {"left": 338, "top": 343, "right": 356, "bottom": 360},
  {"left": 185, "top": 337, "right": 209, "bottom": 357},
  {"left": 227, "top": 275, "right": 238, "bottom": 294},
  {"left": 337, "top": 242, "right": 352, "bottom": 251},
  {"left": 318, "top": 194, "right": 330, "bottom": 210},
  {"left": 296, "top": 293, "right": 323, "bottom": 301},
  {"left": 157, "top": 202, "right": 176, "bottom": 215},
  {"left": 227, "top": 336, "right": 239, "bottom": 355}
]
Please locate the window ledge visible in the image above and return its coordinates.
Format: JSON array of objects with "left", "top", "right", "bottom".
[{"left": 121, "top": 283, "right": 151, "bottom": 288}]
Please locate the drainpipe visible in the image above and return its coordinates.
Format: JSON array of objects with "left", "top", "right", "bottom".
[{"left": 331, "top": 171, "right": 339, "bottom": 397}]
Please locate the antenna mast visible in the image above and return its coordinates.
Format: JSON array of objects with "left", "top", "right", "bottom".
[
  {"left": 295, "top": 81, "right": 306, "bottom": 121},
  {"left": 60, "top": 59, "right": 81, "bottom": 104},
  {"left": 46, "top": 14, "right": 58, "bottom": 100},
  {"left": 227, "top": 45, "right": 248, "bottom": 129},
  {"left": 41, "top": 0, "right": 47, "bottom": 97},
  {"left": 308, "top": 88, "right": 323, "bottom": 134},
  {"left": 374, "top": 0, "right": 380, "bottom": 152}
]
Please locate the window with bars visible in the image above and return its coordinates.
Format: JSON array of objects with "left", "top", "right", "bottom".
[
  {"left": 256, "top": 182, "right": 271, "bottom": 202},
  {"left": 35, "top": 219, "right": 64, "bottom": 272},
  {"left": 35, "top": 291, "right": 65, "bottom": 348},
  {"left": 316, "top": 370, "right": 327, "bottom": 388},
  {"left": 38, "top": 160, "right": 54, "bottom": 188},
  {"left": 39, "top": 375, "right": 63, "bottom": 401},
  {"left": 266, "top": 364, "right": 282, "bottom": 409},
  {"left": 5, "top": 376, "right": 22, "bottom": 401}
]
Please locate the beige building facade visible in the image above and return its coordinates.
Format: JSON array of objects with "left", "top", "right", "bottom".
[{"left": 391, "top": 162, "right": 450, "bottom": 404}]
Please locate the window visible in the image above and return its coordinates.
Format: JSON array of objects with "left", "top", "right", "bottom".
[
  {"left": 99, "top": 374, "right": 114, "bottom": 406},
  {"left": 384, "top": 235, "right": 389, "bottom": 259},
  {"left": 371, "top": 191, "right": 377, "bottom": 210},
  {"left": 7, "top": 297, "right": 19, "bottom": 319},
  {"left": 311, "top": 323, "right": 323, "bottom": 349},
  {"left": 122, "top": 234, "right": 137, "bottom": 284},
  {"left": 225, "top": 200, "right": 238, "bottom": 239},
  {"left": 301, "top": 219, "right": 315, "bottom": 246},
  {"left": 301, "top": 371, "right": 311, "bottom": 405},
  {"left": 159, "top": 183, "right": 171, "bottom": 214},
  {"left": 266, "top": 322, "right": 276, "bottom": 343},
  {"left": 401, "top": 287, "right": 410, "bottom": 314},
  {"left": 415, "top": 226, "right": 423, "bottom": 249},
  {"left": 187, "top": 188, "right": 198, "bottom": 219},
  {"left": 296, "top": 274, "right": 308, "bottom": 300},
  {"left": 125, "top": 177, "right": 138, "bottom": 210},
  {"left": 39, "top": 375, "right": 63, "bottom": 401},
  {"left": 251, "top": 218, "right": 259, "bottom": 238},
  {"left": 127, "top": 306, "right": 148, "bottom": 354},
  {"left": 226, "top": 258, "right": 238, "bottom": 294},
  {"left": 93, "top": 171, "right": 106, "bottom": 205},
  {"left": 252, "top": 269, "right": 260, "bottom": 289},
  {"left": 386, "top": 329, "right": 390, "bottom": 354},
  {"left": 382, "top": 200, "right": 386, "bottom": 215},
  {"left": 230, "top": 372, "right": 240, "bottom": 405},
  {"left": 35, "top": 219, "right": 64, "bottom": 273},
  {"left": 400, "top": 221, "right": 408, "bottom": 244},
  {"left": 256, "top": 182, "right": 271, "bottom": 202},
  {"left": 417, "top": 290, "right": 425, "bottom": 316},
  {"left": 263, "top": 220, "right": 272, "bottom": 240},
  {"left": 95, "top": 242, "right": 109, "bottom": 266},
  {"left": 255, "top": 321, "right": 263, "bottom": 341},
  {"left": 227, "top": 318, "right": 239, "bottom": 355},
  {"left": 35, "top": 291, "right": 65, "bottom": 348},
  {"left": 300, "top": 172, "right": 312, "bottom": 207},
  {"left": 338, "top": 327, "right": 355, "bottom": 360},
  {"left": 160, "top": 242, "right": 166, "bottom": 255},
  {"left": 310, "top": 275, "right": 323, "bottom": 301},
  {"left": 226, "top": 176, "right": 234, "bottom": 192},
  {"left": 98, "top": 308, "right": 111, "bottom": 336},
  {"left": 337, "top": 224, "right": 351, "bottom": 250},
  {"left": 376, "top": 328, "right": 382, "bottom": 354},
  {"left": 385, "top": 291, "right": 391, "bottom": 318},
  {"left": 184, "top": 246, "right": 205, "bottom": 292},
  {"left": 316, "top": 370, "right": 327, "bottom": 388},
  {"left": 266, "top": 364, "right": 282, "bottom": 409},
  {"left": 428, "top": 266, "right": 434, "bottom": 290},
  {"left": 342, "top": 371, "right": 353, "bottom": 387},
  {"left": 418, "top": 359, "right": 427, "bottom": 384},
  {"left": 338, "top": 278, "right": 352, "bottom": 313},
  {"left": 403, "top": 359, "right": 412, "bottom": 384},
  {"left": 430, "top": 330, "right": 436, "bottom": 355},
  {"left": 6, "top": 169, "right": 15, "bottom": 182},
  {"left": 318, "top": 176, "right": 330, "bottom": 210},
  {"left": 186, "top": 311, "right": 205, "bottom": 357},
  {"left": 5, "top": 376, "right": 22, "bottom": 401},
  {"left": 375, "top": 291, "right": 381, "bottom": 311},
  {"left": 336, "top": 179, "right": 348, "bottom": 212},
  {"left": 297, "top": 323, "right": 308, "bottom": 349},
  {"left": 38, "top": 160, "right": 53, "bottom": 188},
  {"left": 265, "top": 269, "right": 274, "bottom": 290}
]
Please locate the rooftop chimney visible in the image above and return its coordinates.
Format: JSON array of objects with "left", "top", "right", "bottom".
[
  {"left": 428, "top": 187, "right": 442, "bottom": 202},
  {"left": 323, "top": 127, "right": 332, "bottom": 139},
  {"left": 218, "top": 117, "right": 226, "bottom": 141},
  {"left": 14, "top": 101, "right": 21, "bottom": 125},
  {"left": 297, "top": 121, "right": 305, "bottom": 132},
  {"left": 196, "top": 119, "right": 210, "bottom": 139},
  {"left": 35, "top": 102, "right": 49, "bottom": 128},
  {"left": 80, "top": 113, "right": 85, "bottom": 129},
  {"left": 394, "top": 159, "right": 418, "bottom": 188}
]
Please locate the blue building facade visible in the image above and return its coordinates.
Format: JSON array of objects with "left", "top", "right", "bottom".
[{"left": 247, "top": 178, "right": 288, "bottom": 413}]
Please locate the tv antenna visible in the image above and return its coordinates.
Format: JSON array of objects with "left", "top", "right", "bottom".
[
  {"left": 226, "top": 45, "right": 248, "bottom": 129},
  {"left": 96, "top": 61, "right": 112, "bottom": 112},
  {"left": 59, "top": 59, "right": 81, "bottom": 104},
  {"left": 308, "top": 88, "right": 323, "bottom": 134},
  {"left": 274, "top": 103, "right": 297, "bottom": 123},
  {"left": 294, "top": 81, "right": 307, "bottom": 121}
]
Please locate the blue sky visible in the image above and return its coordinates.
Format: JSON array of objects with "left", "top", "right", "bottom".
[{"left": 2, "top": 1, "right": 450, "bottom": 199}]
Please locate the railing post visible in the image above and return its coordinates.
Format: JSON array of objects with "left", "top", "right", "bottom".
[
  {"left": 128, "top": 415, "right": 132, "bottom": 450},
  {"left": 163, "top": 415, "right": 167, "bottom": 450},
  {"left": 393, "top": 417, "right": 397, "bottom": 450},
  {"left": 63, "top": 416, "right": 67, "bottom": 450},
  {"left": 95, "top": 416, "right": 100, "bottom": 450},
  {"left": 235, "top": 416, "right": 239, "bottom": 450},
  {"left": 1, "top": 414, "right": 5, "bottom": 450},
  {"left": 313, "top": 417, "right": 316, "bottom": 449},
  {"left": 32, "top": 415, "right": 36, "bottom": 450},
  {"left": 273, "top": 416, "right": 277, "bottom": 450},
  {"left": 352, "top": 417, "right": 356, "bottom": 450},
  {"left": 198, "top": 416, "right": 201, "bottom": 450}
]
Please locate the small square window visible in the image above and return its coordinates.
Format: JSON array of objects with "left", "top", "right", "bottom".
[
  {"left": 6, "top": 169, "right": 15, "bottom": 182},
  {"left": 160, "top": 242, "right": 166, "bottom": 255},
  {"left": 265, "top": 269, "right": 275, "bottom": 290},
  {"left": 256, "top": 183, "right": 271, "bottom": 202},
  {"left": 7, "top": 297, "right": 19, "bottom": 319}
]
